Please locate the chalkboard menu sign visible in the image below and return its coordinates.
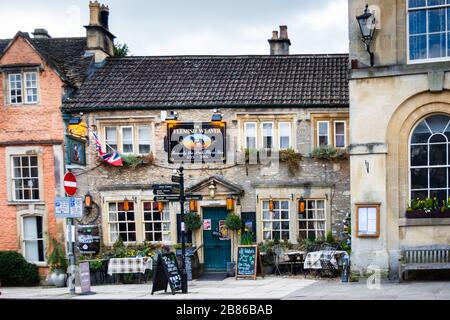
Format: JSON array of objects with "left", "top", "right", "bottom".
[
  {"left": 176, "top": 248, "right": 195, "bottom": 281},
  {"left": 236, "top": 245, "right": 264, "bottom": 280},
  {"left": 151, "top": 253, "right": 182, "bottom": 295}
]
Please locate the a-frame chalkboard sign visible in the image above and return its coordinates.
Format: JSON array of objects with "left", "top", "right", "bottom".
[
  {"left": 235, "top": 245, "right": 264, "bottom": 280},
  {"left": 151, "top": 252, "right": 183, "bottom": 295}
]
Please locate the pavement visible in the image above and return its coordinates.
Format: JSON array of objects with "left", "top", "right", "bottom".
[
  {"left": 0, "top": 275, "right": 316, "bottom": 300},
  {"left": 1, "top": 276, "right": 450, "bottom": 300}
]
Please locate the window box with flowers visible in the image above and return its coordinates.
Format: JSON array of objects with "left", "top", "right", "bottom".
[{"left": 406, "top": 197, "right": 450, "bottom": 219}]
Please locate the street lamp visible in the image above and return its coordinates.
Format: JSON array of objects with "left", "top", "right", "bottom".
[{"left": 356, "top": 4, "right": 376, "bottom": 67}]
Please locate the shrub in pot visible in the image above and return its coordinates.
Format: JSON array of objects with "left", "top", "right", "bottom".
[{"left": 47, "top": 239, "right": 68, "bottom": 287}]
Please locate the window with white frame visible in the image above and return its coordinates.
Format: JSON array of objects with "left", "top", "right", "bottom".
[
  {"left": 317, "top": 121, "right": 330, "bottom": 146},
  {"left": 12, "top": 155, "right": 40, "bottom": 201},
  {"left": 279, "top": 122, "right": 291, "bottom": 149},
  {"left": 23, "top": 216, "right": 45, "bottom": 262},
  {"left": 298, "top": 199, "right": 326, "bottom": 240},
  {"left": 143, "top": 202, "right": 171, "bottom": 242},
  {"left": 25, "top": 72, "right": 38, "bottom": 103},
  {"left": 121, "top": 126, "right": 134, "bottom": 154},
  {"left": 103, "top": 125, "right": 152, "bottom": 155},
  {"left": 314, "top": 117, "right": 348, "bottom": 148},
  {"left": 243, "top": 120, "right": 293, "bottom": 150},
  {"left": 8, "top": 73, "right": 22, "bottom": 104},
  {"left": 244, "top": 122, "right": 257, "bottom": 149},
  {"left": 105, "top": 127, "right": 118, "bottom": 153},
  {"left": 138, "top": 126, "right": 151, "bottom": 154},
  {"left": 262, "top": 200, "right": 290, "bottom": 241},
  {"left": 108, "top": 201, "right": 137, "bottom": 243},
  {"left": 334, "top": 121, "right": 346, "bottom": 148},
  {"left": 261, "top": 122, "right": 274, "bottom": 149},
  {"left": 410, "top": 114, "right": 450, "bottom": 203},
  {"left": 7, "top": 71, "right": 39, "bottom": 104},
  {"left": 408, "top": 0, "right": 450, "bottom": 62}
]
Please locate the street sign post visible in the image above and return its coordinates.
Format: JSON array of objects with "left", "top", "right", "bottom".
[
  {"left": 171, "top": 175, "right": 181, "bottom": 183},
  {"left": 154, "top": 195, "right": 181, "bottom": 202},
  {"left": 63, "top": 171, "right": 78, "bottom": 295},
  {"left": 185, "top": 194, "right": 203, "bottom": 201}
]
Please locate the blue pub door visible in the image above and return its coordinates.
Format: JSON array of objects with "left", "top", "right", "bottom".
[{"left": 203, "top": 207, "right": 231, "bottom": 272}]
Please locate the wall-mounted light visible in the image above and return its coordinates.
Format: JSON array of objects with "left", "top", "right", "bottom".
[
  {"left": 189, "top": 199, "right": 198, "bottom": 212},
  {"left": 356, "top": 4, "right": 376, "bottom": 67},
  {"left": 209, "top": 180, "right": 217, "bottom": 199},
  {"left": 211, "top": 108, "right": 223, "bottom": 122},
  {"left": 226, "top": 194, "right": 235, "bottom": 211},
  {"left": 84, "top": 192, "right": 93, "bottom": 210},
  {"left": 157, "top": 201, "right": 165, "bottom": 213},
  {"left": 123, "top": 197, "right": 130, "bottom": 212},
  {"left": 165, "top": 111, "right": 179, "bottom": 121},
  {"left": 269, "top": 196, "right": 274, "bottom": 212},
  {"left": 298, "top": 196, "right": 306, "bottom": 214}
]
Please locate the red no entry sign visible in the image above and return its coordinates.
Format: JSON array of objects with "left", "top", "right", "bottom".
[{"left": 63, "top": 172, "right": 78, "bottom": 196}]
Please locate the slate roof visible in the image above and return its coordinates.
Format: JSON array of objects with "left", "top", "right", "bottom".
[
  {"left": 62, "top": 54, "right": 349, "bottom": 112},
  {"left": 0, "top": 35, "right": 92, "bottom": 88}
]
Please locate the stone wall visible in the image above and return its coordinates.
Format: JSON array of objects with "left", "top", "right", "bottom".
[{"left": 69, "top": 106, "right": 350, "bottom": 252}]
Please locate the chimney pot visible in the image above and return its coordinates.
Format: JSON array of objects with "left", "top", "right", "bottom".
[
  {"left": 268, "top": 25, "right": 291, "bottom": 55},
  {"left": 89, "top": 0, "right": 101, "bottom": 26},
  {"left": 279, "top": 25, "right": 288, "bottom": 39},
  {"left": 85, "top": 1, "right": 115, "bottom": 63},
  {"left": 32, "top": 28, "right": 51, "bottom": 39}
]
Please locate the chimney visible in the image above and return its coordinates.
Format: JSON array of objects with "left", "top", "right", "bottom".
[
  {"left": 32, "top": 29, "right": 51, "bottom": 39},
  {"left": 85, "top": 1, "right": 116, "bottom": 63},
  {"left": 268, "top": 25, "right": 291, "bottom": 55}
]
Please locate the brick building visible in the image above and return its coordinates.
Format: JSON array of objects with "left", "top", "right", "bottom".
[{"left": 0, "top": 1, "right": 112, "bottom": 273}]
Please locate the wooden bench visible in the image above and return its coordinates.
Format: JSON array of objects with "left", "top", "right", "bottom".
[{"left": 399, "top": 246, "right": 450, "bottom": 282}]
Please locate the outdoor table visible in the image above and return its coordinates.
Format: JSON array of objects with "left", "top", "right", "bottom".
[
  {"left": 285, "top": 250, "right": 306, "bottom": 275},
  {"left": 107, "top": 257, "right": 153, "bottom": 283},
  {"left": 303, "top": 250, "right": 349, "bottom": 270}
]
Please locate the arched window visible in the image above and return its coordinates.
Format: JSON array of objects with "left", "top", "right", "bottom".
[{"left": 410, "top": 115, "right": 450, "bottom": 203}]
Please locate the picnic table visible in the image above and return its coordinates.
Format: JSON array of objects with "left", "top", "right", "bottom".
[{"left": 303, "top": 250, "right": 349, "bottom": 270}]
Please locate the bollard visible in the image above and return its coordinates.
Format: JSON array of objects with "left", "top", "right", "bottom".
[{"left": 341, "top": 255, "right": 350, "bottom": 283}]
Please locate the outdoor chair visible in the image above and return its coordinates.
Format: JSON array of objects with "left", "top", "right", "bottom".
[
  {"left": 319, "top": 244, "right": 340, "bottom": 278},
  {"left": 273, "top": 245, "right": 292, "bottom": 275}
]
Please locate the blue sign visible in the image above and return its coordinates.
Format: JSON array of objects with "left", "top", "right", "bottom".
[{"left": 55, "top": 197, "right": 83, "bottom": 218}]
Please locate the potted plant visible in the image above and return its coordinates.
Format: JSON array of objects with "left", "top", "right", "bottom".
[
  {"left": 185, "top": 212, "right": 202, "bottom": 244},
  {"left": 406, "top": 197, "right": 450, "bottom": 219},
  {"left": 258, "top": 241, "right": 275, "bottom": 274},
  {"left": 225, "top": 213, "right": 243, "bottom": 274},
  {"left": 47, "top": 238, "right": 68, "bottom": 287}
]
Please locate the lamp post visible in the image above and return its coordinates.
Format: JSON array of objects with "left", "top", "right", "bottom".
[
  {"left": 177, "top": 166, "right": 188, "bottom": 293},
  {"left": 356, "top": 4, "right": 376, "bottom": 67}
]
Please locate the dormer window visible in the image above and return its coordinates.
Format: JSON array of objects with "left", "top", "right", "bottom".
[
  {"left": 408, "top": 0, "right": 450, "bottom": 63},
  {"left": 7, "top": 71, "right": 39, "bottom": 105}
]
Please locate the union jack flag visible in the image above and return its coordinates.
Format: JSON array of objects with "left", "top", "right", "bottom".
[{"left": 92, "top": 131, "right": 123, "bottom": 167}]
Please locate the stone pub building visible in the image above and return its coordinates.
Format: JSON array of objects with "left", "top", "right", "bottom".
[{"left": 61, "top": 4, "right": 350, "bottom": 272}]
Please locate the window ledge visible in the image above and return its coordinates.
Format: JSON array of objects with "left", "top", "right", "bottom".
[
  {"left": 399, "top": 218, "right": 450, "bottom": 227},
  {"left": 8, "top": 201, "right": 45, "bottom": 206}
]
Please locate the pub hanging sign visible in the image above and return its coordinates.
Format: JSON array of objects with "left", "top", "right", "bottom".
[{"left": 167, "top": 122, "right": 226, "bottom": 163}]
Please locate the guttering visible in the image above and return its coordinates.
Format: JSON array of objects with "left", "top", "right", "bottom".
[{"left": 61, "top": 102, "right": 350, "bottom": 113}]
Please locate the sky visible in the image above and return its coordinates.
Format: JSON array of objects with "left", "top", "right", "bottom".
[{"left": 0, "top": 0, "right": 349, "bottom": 56}]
